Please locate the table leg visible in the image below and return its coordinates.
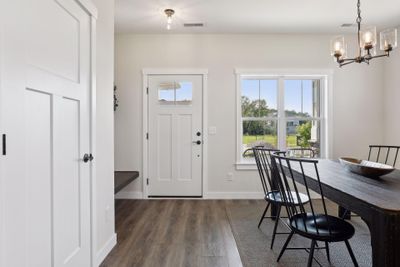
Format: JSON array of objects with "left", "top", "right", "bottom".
[
  {"left": 270, "top": 174, "right": 279, "bottom": 220},
  {"left": 367, "top": 213, "right": 400, "bottom": 267},
  {"left": 338, "top": 205, "right": 351, "bottom": 220},
  {"left": 271, "top": 203, "right": 278, "bottom": 220}
]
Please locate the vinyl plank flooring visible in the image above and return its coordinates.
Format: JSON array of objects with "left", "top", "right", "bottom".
[
  {"left": 100, "top": 200, "right": 243, "bottom": 267},
  {"left": 200, "top": 256, "right": 229, "bottom": 267}
]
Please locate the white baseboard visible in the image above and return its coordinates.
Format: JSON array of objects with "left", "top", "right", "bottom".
[
  {"left": 204, "top": 192, "right": 321, "bottom": 199},
  {"left": 114, "top": 190, "right": 319, "bottom": 200},
  {"left": 204, "top": 191, "right": 264, "bottom": 199},
  {"left": 95, "top": 233, "right": 117, "bottom": 266},
  {"left": 115, "top": 191, "right": 265, "bottom": 199},
  {"left": 115, "top": 191, "right": 143, "bottom": 199}
]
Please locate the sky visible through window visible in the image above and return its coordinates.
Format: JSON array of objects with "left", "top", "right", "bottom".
[
  {"left": 159, "top": 81, "right": 192, "bottom": 102},
  {"left": 242, "top": 79, "right": 315, "bottom": 116}
]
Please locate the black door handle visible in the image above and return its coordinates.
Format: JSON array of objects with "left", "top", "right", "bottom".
[
  {"left": 192, "top": 140, "right": 201, "bottom": 145},
  {"left": 83, "top": 153, "right": 94, "bottom": 163},
  {"left": 83, "top": 154, "right": 90, "bottom": 163}
]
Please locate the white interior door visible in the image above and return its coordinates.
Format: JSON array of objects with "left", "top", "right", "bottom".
[
  {"left": 0, "top": 1, "right": 93, "bottom": 266},
  {"left": 148, "top": 75, "right": 203, "bottom": 196}
]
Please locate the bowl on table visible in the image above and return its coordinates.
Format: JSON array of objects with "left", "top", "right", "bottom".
[{"left": 339, "top": 157, "right": 395, "bottom": 178}]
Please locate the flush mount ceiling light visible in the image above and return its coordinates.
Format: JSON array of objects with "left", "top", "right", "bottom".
[
  {"left": 164, "top": 9, "right": 175, "bottom": 30},
  {"left": 331, "top": 0, "right": 398, "bottom": 67}
]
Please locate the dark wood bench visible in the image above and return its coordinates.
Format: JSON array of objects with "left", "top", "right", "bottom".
[{"left": 114, "top": 171, "right": 139, "bottom": 194}]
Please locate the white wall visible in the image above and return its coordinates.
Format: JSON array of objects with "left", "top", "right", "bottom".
[
  {"left": 383, "top": 26, "right": 400, "bottom": 168},
  {"left": 114, "top": 34, "right": 384, "bottom": 197},
  {"left": 92, "top": 0, "right": 116, "bottom": 265}
]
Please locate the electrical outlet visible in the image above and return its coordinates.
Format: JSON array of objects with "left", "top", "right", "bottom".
[{"left": 227, "top": 172, "right": 233, "bottom": 181}]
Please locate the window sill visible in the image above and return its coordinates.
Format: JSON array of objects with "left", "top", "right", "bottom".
[{"left": 235, "top": 162, "right": 258, "bottom": 170}]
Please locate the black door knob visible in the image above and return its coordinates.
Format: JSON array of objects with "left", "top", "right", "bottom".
[
  {"left": 192, "top": 140, "right": 201, "bottom": 145},
  {"left": 83, "top": 153, "right": 94, "bottom": 163},
  {"left": 83, "top": 154, "right": 90, "bottom": 163}
]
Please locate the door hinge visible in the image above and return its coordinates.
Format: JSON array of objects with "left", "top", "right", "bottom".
[
  {"left": 146, "top": 87, "right": 149, "bottom": 94},
  {"left": 146, "top": 133, "right": 149, "bottom": 140},
  {"left": 2, "top": 134, "right": 6, "bottom": 155},
  {"left": 146, "top": 178, "right": 149, "bottom": 185}
]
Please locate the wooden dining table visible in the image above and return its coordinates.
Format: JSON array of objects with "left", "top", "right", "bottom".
[{"left": 286, "top": 159, "right": 400, "bottom": 267}]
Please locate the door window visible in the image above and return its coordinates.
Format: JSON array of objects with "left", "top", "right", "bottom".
[{"left": 158, "top": 81, "right": 193, "bottom": 105}]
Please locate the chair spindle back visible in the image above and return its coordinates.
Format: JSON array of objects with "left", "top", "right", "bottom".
[
  {"left": 270, "top": 153, "right": 332, "bottom": 236},
  {"left": 368, "top": 145, "right": 400, "bottom": 167},
  {"left": 253, "top": 147, "right": 279, "bottom": 195}
]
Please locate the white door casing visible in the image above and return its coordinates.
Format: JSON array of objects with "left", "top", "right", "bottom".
[
  {"left": 0, "top": 1, "right": 96, "bottom": 266},
  {"left": 147, "top": 75, "right": 203, "bottom": 196}
]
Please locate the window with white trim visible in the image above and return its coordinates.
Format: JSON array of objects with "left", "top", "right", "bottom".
[{"left": 236, "top": 71, "right": 330, "bottom": 167}]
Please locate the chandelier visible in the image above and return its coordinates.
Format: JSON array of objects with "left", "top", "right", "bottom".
[{"left": 331, "top": 0, "right": 398, "bottom": 67}]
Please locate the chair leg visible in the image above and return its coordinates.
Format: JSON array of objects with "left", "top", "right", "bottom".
[
  {"left": 307, "top": 240, "right": 317, "bottom": 267},
  {"left": 277, "top": 230, "right": 294, "bottom": 262},
  {"left": 345, "top": 240, "right": 359, "bottom": 267},
  {"left": 258, "top": 202, "right": 270, "bottom": 228},
  {"left": 325, "top": 241, "right": 330, "bottom": 263},
  {"left": 270, "top": 205, "right": 281, "bottom": 249}
]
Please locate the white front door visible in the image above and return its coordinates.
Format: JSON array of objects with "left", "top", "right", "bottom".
[
  {"left": 148, "top": 75, "right": 203, "bottom": 196},
  {"left": 0, "top": 1, "right": 93, "bottom": 266}
]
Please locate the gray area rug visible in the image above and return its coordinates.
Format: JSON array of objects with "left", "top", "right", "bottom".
[{"left": 225, "top": 200, "right": 371, "bottom": 267}]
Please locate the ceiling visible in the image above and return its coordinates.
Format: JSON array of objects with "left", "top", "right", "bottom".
[{"left": 115, "top": 0, "right": 400, "bottom": 34}]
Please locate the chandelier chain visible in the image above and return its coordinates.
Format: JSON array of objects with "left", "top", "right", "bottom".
[
  {"left": 356, "top": 0, "right": 362, "bottom": 24},
  {"left": 356, "top": 0, "right": 362, "bottom": 57}
]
